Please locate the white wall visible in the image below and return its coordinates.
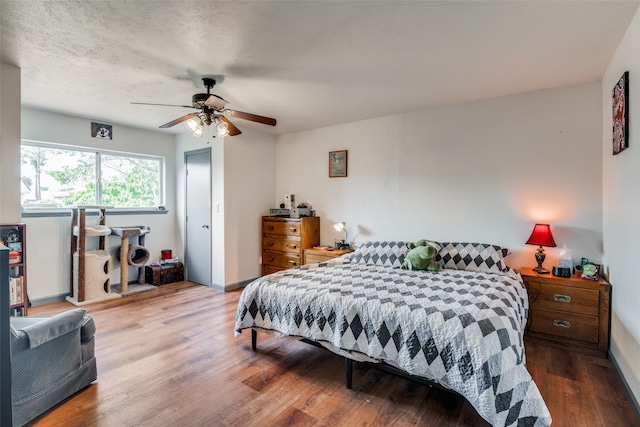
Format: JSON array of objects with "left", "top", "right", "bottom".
[
  {"left": 602, "top": 7, "right": 640, "bottom": 406},
  {"left": 223, "top": 128, "right": 276, "bottom": 287},
  {"left": 21, "top": 108, "right": 178, "bottom": 301},
  {"left": 276, "top": 81, "right": 603, "bottom": 271},
  {"left": 0, "top": 64, "right": 22, "bottom": 223},
  {"left": 175, "top": 127, "right": 276, "bottom": 290}
]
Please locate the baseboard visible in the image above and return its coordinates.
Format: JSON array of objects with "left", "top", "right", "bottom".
[
  {"left": 29, "top": 293, "right": 69, "bottom": 307},
  {"left": 609, "top": 350, "right": 640, "bottom": 424},
  {"left": 210, "top": 277, "right": 257, "bottom": 292},
  {"left": 29, "top": 278, "right": 147, "bottom": 306},
  {"left": 34, "top": 277, "right": 258, "bottom": 303}
]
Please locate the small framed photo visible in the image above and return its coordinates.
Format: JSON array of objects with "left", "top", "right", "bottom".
[
  {"left": 581, "top": 263, "right": 600, "bottom": 281},
  {"left": 612, "top": 71, "right": 629, "bottom": 155},
  {"left": 91, "top": 122, "right": 113, "bottom": 140},
  {"left": 329, "top": 150, "right": 348, "bottom": 178}
]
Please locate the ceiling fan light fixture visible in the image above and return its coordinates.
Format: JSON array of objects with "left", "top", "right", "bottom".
[
  {"left": 214, "top": 117, "right": 229, "bottom": 137},
  {"left": 185, "top": 116, "right": 204, "bottom": 137}
]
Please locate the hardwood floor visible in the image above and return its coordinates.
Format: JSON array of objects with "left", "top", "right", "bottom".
[{"left": 25, "top": 282, "right": 638, "bottom": 427}]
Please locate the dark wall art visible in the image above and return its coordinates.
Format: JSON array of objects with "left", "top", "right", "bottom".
[
  {"left": 612, "top": 71, "right": 629, "bottom": 155},
  {"left": 91, "top": 122, "right": 113, "bottom": 140}
]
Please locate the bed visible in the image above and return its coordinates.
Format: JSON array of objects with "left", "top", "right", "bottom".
[{"left": 234, "top": 241, "right": 552, "bottom": 427}]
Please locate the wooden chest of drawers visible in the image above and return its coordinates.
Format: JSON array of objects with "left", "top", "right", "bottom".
[
  {"left": 262, "top": 216, "right": 320, "bottom": 275},
  {"left": 520, "top": 267, "right": 611, "bottom": 357}
]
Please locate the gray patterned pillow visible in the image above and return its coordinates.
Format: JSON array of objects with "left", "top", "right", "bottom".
[
  {"left": 437, "top": 242, "right": 510, "bottom": 273},
  {"left": 344, "top": 241, "right": 409, "bottom": 268}
]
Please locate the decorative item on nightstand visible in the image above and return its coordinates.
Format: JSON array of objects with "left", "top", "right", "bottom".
[
  {"left": 333, "top": 222, "right": 350, "bottom": 250},
  {"left": 525, "top": 223, "right": 556, "bottom": 274}
]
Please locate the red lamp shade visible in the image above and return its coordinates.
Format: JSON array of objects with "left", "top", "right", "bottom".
[{"left": 525, "top": 223, "right": 557, "bottom": 248}]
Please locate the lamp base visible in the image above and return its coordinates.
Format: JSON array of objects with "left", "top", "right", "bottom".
[
  {"left": 532, "top": 246, "right": 549, "bottom": 274},
  {"left": 335, "top": 240, "right": 351, "bottom": 250}
]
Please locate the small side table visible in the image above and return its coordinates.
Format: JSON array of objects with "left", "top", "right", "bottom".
[
  {"left": 520, "top": 266, "right": 611, "bottom": 358},
  {"left": 303, "top": 247, "right": 354, "bottom": 265}
]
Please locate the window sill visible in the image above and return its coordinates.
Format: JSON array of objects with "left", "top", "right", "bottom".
[{"left": 22, "top": 208, "right": 169, "bottom": 218}]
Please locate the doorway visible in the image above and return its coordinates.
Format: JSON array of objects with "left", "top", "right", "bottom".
[{"left": 184, "top": 148, "right": 212, "bottom": 286}]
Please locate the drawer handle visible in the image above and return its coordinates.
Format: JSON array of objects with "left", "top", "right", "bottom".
[
  {"left": 553, "top": 294, "right": 572, "bottom": 303},
  {"left": 267, "top": 242, "right": 274, "bottom": 246},
  {"left": 288, "top": 228, "right": 298, "bottom": 233},
  {"left": 288, "top": 260, "right": 297, "bottom": 265},
  {"left": 553, "top": 320, "right": 571, "bottom": 328},
  {"left": 268, "top": 226, "right": 274, "bottom": 230},
  {"left": 267, "top": 258, "right": 274, "bottom": 262},
  {"left": 288, "top": 244, "right": 298, "bottom": 249}
]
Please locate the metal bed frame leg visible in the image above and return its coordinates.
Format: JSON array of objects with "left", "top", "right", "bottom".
[
  {"left": 251, "top": 329, "right": 257, "bottom": 352},
  {"left": 345, "top": 358, "right": 353, "bottom": 389}
]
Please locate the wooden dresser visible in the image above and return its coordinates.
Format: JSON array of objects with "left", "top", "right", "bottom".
[
  {"left": 261, "top": 216, "right": 320, "bottom": 275},
  {"left": 520, "top": 267, "right": 611, "bottom": 358}
]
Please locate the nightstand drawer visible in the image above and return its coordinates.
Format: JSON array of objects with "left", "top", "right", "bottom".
[
  {"left": 303, "top": 248, "right": 354, "bottom": 265},
  {"left": 529, "top": 308, "right": 598, "bottom": 344},
  {"left": 262, "top": 237, "right": 301, "bottom": 253},
  {"left": 529, "top": 283, "right": 599, "bottom": 316},
  {"left": 262, "top": 221, "right": 301, "bottom": 237},
  {"left": 304, "top": 253, "right": 335, "bottom": 264},
  {"left": 262, "top": 250, "right": 301, "bottom": 269}
]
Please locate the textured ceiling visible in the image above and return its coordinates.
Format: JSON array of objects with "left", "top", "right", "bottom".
[{"left": 1, "top": 1, "right": 638, "bottom": 136}]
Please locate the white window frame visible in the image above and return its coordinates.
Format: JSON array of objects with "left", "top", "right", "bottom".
[{"left": 20, "top": 140, "right": 166, "bottom": 214}]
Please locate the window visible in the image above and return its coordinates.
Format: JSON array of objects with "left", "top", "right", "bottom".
[{"left": 21, "top": 141, "right": 164, "bottom": 210}]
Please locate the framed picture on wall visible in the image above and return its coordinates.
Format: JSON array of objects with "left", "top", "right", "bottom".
[
  {"left": 612, "top": 71, "right": 629, "bottom": 155},
  {"left": 91, "top": 122, "right": 113, "bottom": 140},
  {"left": 329, "top": 150, "right": 348, "bottom": 178}
]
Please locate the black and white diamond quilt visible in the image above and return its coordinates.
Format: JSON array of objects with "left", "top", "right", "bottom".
[{"left": 234, "top": 262, "right": 551, "bottom": 427}]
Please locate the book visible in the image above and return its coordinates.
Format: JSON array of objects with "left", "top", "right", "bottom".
[{"left": 9, "top": 276, "right": 23, "bottom": 305}]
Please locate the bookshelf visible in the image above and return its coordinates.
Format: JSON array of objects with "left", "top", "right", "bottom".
[{"left": 0, "top": 223, "right": 28, "bottom": 316}]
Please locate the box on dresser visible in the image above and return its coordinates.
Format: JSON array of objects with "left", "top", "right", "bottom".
[
  {"left": 262, "top": 216, "right": 320, "bottom": 275},
  {"left": 520, "top": 266, "right": 611, "bottom": 358}
]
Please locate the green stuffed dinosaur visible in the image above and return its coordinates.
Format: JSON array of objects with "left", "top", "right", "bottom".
[{"left": 401, "top": 239, "right": 442, "bottom": 271}]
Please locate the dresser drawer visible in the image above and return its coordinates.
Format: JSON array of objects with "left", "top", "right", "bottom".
[
  {"left": 262, "top": 250, "right": 302, "bottom": 269},
  {"left": 263, "top": 237, "right": 301, "bottom": 253},
  {"left": 262, "top": 221, "right": 301, "bottom": 237},
  {"left": 529, "top": 282, "right": 599, "bottom": 316},
  {"left": 529, "top": 308, "right": 599, "bottom": 344}
]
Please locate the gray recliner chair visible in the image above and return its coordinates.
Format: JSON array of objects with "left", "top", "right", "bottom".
[{"left": 10, "top": 308, "right": 97, "bottom": 427}]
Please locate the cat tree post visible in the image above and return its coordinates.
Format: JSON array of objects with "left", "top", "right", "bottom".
[
  {"left": 110, "top": 226, "right": 151, "bottom": 293},
  {"left": 119, "top": 235, "right": 130, "bottom": 294}
]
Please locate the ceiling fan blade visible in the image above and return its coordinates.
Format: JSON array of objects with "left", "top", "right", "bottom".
[
  {"left": 204, "top": 95, "right": 228, "bottom": 110},
  {"left": 226, "top": 110, "right": 277, "bottom": 126},
  {"left": 221, "top": 116, "right": 242, "bottom": 136},
  {"left": 159, "top": 113, "right": 198, "bottom": 128},
  {"left": 131, "top": 102, "right": 196, "bottom": 109}
]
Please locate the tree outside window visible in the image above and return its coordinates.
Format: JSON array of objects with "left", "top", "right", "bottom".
[{"left": 21, "top": 142, "right": 163, "bottom": 209}]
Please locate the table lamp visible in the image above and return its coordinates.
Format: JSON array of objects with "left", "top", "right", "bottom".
[{"left": 525, "top": 223, "right": 557, "bottom": 274}]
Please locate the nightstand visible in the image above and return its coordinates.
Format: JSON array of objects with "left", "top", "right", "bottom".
[
  {"left": 520, "top": 267, "right": 611, "bottom": 358},
  {"left": 303, "top": 247, "right": 354, "bottom": 265}
]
